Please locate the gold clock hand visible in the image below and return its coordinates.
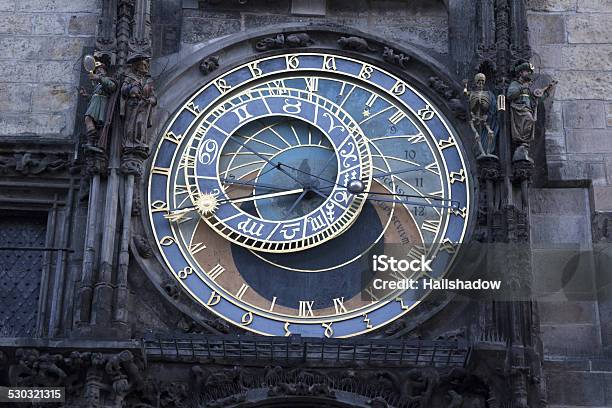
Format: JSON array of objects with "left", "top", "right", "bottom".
[{"left": 226, "top": 188, "right": 304, "bottom": 204}]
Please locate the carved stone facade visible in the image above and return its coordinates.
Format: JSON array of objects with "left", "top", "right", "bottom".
[{"left": 0, "top": 1, "right": 610, "bottom": 407}]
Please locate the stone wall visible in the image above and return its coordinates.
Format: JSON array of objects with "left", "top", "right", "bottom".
[
  {"left": 528, "top": 0, "right": 612, "bottom": 212},
  {"left": 180, "top": 0, "right": 448, "bottom": 55},
  {"left": 0, "top": 0, "right": 99, "bottom": 139}
]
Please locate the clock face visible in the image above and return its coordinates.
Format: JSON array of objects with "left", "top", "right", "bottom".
[{"left": 148, "top": 52, "right": 471, "bottom": 337}]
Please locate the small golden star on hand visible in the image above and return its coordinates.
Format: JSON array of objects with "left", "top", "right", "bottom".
[{"left": 362, "top": 109, "right": 371, "bottom": 117}]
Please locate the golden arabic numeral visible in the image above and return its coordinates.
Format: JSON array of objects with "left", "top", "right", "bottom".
[
  {"left": 215, "top": 79, "right": 231, "bottom": 93},
  {"left": 150, "top": 200, "right": 168, "bottom": 212},
  {"left": 177, "top": 266, "right": 194, "bottom": 280},
  {"left": 248, "top": 62, "right": 263, "bottom": 77},
  {"left": 186, "top": 101, "right": 201, "bottom": 114},
  {"left": 286, "top": 55, "right": 300, "bottom": 69},
  {"left": 164, "top": 131, "right": 182, "bottom": 144},
  {"left": 159, "top": 236, "right": 175, "bottom": 246},
  {"left": 438, "top": 137, "right": 456, "bottom": 150},
  {"left": 396, "top": 297, "right": 409, "bottom": 310},
  {"left": 440, "top": 238, "right": 458, "bottom": 254},
  {"left": 417, "top": 105, "right": 435, "bottom": 121},
  {"left": 450, "top": 207, "right": 467, "bottom": 218},
  {"left": 207, "top": 291, "right": 221, "bottom": 306},
  {"left": 362, "top": 313, "right": 373, "bottom": 329},
  {"left": 241, "top": 311, "right": 253, "bottom": 326},
  {"left": 359, "top": 64, "right": 374, "bottom": 80},
  {"left": 323, "top": 56, "right": 337, "bottom": 71},
  {"left": 391, "top": 81, "right": 406, "bottom": 96},
  {"left": 284, "top": 322, "right": 291, "bottom": 336},
  {"left": 449, "top": 169, "right": 466, "bottom": 184},
  {"left": 322, "top": 322, "right": 334, "bottom": 338}
]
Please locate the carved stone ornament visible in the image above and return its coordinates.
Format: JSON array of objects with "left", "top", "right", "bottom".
[
  {"left": 133, "top": 234, "right": 153, "bottom": 258},
  {"left": 428, "top": 76, "right": 466, "bottom": 120},
  {"left": 255, "top": 33, "right": 314, "bottom": 51},
  {"left": 0, "top": 347, "right": 508, "bottom": 407},
  {"left": 0, "top": 153, "right": 70, "bottom": 175},
  {"left": 337, "top": 36, "right": 377, "bottom": 52},
  {"left": 121, "top": 145, "right": 150, "bottom": 177},
  {"left": 382, "top": 46, "right": 411, "bottom": 69},
  {"left": 199, "top": 55, "right": 220, "bottom": 75}
]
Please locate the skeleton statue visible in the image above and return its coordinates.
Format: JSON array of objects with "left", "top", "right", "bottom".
[
  {"left": 121, "top": 54, "right": 157, "bottom": 150},
  {"left": 82, "top": 57, "right": 117, "bottom": 153},
  {"left": 463, "top": 73, "right": 497, "bottom": 159},
  {"left": 507, "top": 61, "right": 556, "bottom": 162}
]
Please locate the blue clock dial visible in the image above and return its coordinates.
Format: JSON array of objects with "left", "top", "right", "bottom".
[{"left": 148, "top": 52, "right": 471, "bottom": 338}]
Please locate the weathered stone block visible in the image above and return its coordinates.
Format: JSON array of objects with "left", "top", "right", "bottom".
[
  {"left": 0, "top": 13, "right": 32, "bottom": 34},
  {"left": 594, "top": 186, "right": 612, "bottom": 211},
  {"left": 0, "top": 112, "right": 65, "bottom": 136},
  {"left": 32, "top": 13, "right": 67, "bottom": 35},
  {"left": 68, "top": 13, "right": 98, "bottom": 35},
  {"left": 182, "top": 16, "right": 241, "bottom": 43},
  {"left": 563, "top": 100, "right": 606, "bottom": 129},
  {"left": 539, "top": 301, "right": 599, "bottom": 324},
  {"left": 532, "top": 247, "right": 596, "bottom": 295},
  {"left": 0, "top": 83, "right": 32, "bottom": 112},
  {"left": 545, "top": 370, "right": 606, "bottom": 405},
  {"left": 566, "top": 129, "right": 612, "bottom": 153},
  {"left": 530, "top": 188, "right": 590, "bottom": 216},
  {"left": 567, "top": 14, "right": 612, "bottom": 43},
  {"left": 547, "top": 158, "right": 608, "bottom": 186},
  {"left": 0, "top": 60, "right": 38, "bottom": 82},
  {"left": 528, "top": 13, "right": 566, "bottom": 44},
  {"left": 553, "top": 70, "right": 612, "bottom": 100},
  {"left": 31, "top": 84, "right": 74, "bottom": 112},
  {"left": 545, "top": 132, "right": 566, "bottom": 156},
  {"left": 16, "top": 0, "right": 99, "bottom": 13},
  {"left": 531, "top": 45, "right": 563, "bottom": 69},
  {"left": 562, "top": 44, "right": 612, "bottom": 71},
  {"left": 37, "top": 61, "right": 79, "bottom": 84},
  {"left": 606, "top": 102, "right": 612, "bottom": 127},
  {"left": 546, "top": 100, "right": 563, "bottom": 132},
  {"left": 577, "top": 0, "right": 612, "bottom": 12},
  {"left": 0, "top": 0, "right": 14, "bottom": 12},
  {"left": 0, "top": 36, "right": 91, "bottom": 60},
  {"left": 528, "top": 0, "right": 576, "bottom": 11},
  {"left": 291, "top": 0, "right": 326, "bottom": 16}
]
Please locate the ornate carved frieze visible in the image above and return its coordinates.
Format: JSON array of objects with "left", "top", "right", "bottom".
[
  {"left": 337, "top": 36, "right": 377, "bottom": 53},
  {"left": 0, "top": 152, "right": 70, "bottom": 176},
  {"left": 255, "top": 33, "right": 314, "bottom": 51}
]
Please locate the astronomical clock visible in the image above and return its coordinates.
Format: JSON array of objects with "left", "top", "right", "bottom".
[{"left": 146, "top": 50, "right": 472, "bottom": 338}]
